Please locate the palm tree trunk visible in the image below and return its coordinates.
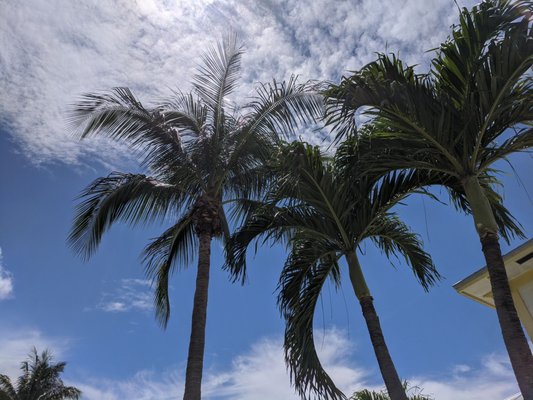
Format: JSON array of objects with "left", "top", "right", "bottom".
[
  {"left": 481, "top": 233, "right": 533, "bottom": 399},
  {"left": 464, "top": 177, "right": 533, "bottom": 398},
  {"left": 346, "top": 251, "right": 408, "bottom": 400},
  {"left": 183, "top": 231, "right": 212, "bottom": 400}
]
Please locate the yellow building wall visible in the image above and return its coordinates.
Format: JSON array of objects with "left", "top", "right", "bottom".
[{"left": 510, "top": 269, "right": 533, "bottom": 342}]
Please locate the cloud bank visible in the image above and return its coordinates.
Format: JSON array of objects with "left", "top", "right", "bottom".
[
  {"left": 73, "top": 329, "right": 522, "bottom": 400},
  {"left": 1, "top": 0, "right": 474, "bottom": 166},
  {"left": 1, "top": 328, "right": 518, "bottom": 400},
  {"left": 413, "top": 353, "right": 521, "bottom": 400}
]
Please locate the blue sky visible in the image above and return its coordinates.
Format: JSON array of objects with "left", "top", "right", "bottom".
[{"left": 0, "top": 1, "right": 532, "bottom": 399}]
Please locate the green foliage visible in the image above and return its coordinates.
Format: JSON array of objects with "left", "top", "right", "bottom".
[
  {"left": 350, "top": 383, "right": 432, "bottom": 400},
  {"left": 326, "top": 0, "right": 532, "bottom": 242},
  {"left": 0, "top": 348, "right": 81, "bottom": 400},
  {"left": 68, "top": 35, "right": 323, "bottom": 327},
  {"left": 226, "top": 141, "right": 439, "bottom": 400}
]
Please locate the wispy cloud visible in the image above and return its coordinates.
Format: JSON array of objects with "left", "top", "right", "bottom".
[
  {"left": 202, "top": 328, "right": 368, "bottom": 399},
  {"left": 0, "top": 247, "right": 14, "bottom": 300},
  {"left": 0, "top": 328, "right": 520, "bottom": 399},
  {"left": 1, "top": 0, "right": 474, "bottom": 166},
  {"left": 413, "top": 352, "right": 520, "bottom": 400},
  {"left": 75, "top": 329, "right": 519, "bottom": 400},
  {"left": 71, "top": 328, "right": 368, "bottom": 400},
  {"left": 95, "top": 278, "right": 152, "bottom": 313},
  {"left": 0, "top": 328, "right": 69, "bottom": 380}
]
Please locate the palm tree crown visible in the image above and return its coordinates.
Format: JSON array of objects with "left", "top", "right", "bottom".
[
  {"left": 68, "top": 35, "right": 323, "bottom": 400},
  {"left": 326, "top": 0, "right": 531, "bottom": 237},
  {"left": 226, "top": 142, "right": 439, "bottom": 400},
  {"left": 0, "top": 348, "right": 81, "bottom": 400},
  {"left": 350, "top": 384, "right": 432, "bottom": 400}
]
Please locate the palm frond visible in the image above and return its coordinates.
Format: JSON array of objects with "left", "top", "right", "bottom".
[
  {"left": 350, "top": 383, "right": 433, "bottom": 400},
  {"left": 159, "top": 90, "right": 208, "bottom": 138},
  {"left": 432, "top": 0, "right": 531, "bottom": 108},
  {"left": 480, "top": 127, "right": 533, "bottom": 171},
  {"left": 469, "top": 17, "right": 533, "bottom": 164},
  {"left": 244, "top": 76, "right": 324, "bottom": 140},
  {"left": 335, "top": 128, "right": 446, "bottom": 180},
  {"left": 69, "top": 87, "right": 185, "bottom": 170},
  {"left": 68, "top": 172, "right": 179, "bottom": 260},
  {"left": 445, "top": 174, "right": 525, "bottom": 242},
  {"left": 278, "top": 239, "right": 345, "bottom": 400},
  {"left": 9, "top": 349, "right": 80, "bottom": 400},
  {"left": 143, "top": 214, "right": 197, "bottom": 327},
  {"left": 225, "top": 202, "right": 334, "bottom": 283},
  {"left": 47, "top": 386, "right": 82, "bottom": 400},
  {"left": 220, "top": 77, "right": 324, "bottom": 198},
  {"left": 0, "top": 375, "right": 16, "bottom": 400},
  {"left": 225, "top": 162, "right": 275, "bottom": 204},
  {"left": 193, "top": 33, "right": 243, "bottom": 138},
  {"left": 350, "top": 389, "right": 390, "bottom": 400},
  {"left": 368, "top": 214, "right": 440, "bottom": 291}
]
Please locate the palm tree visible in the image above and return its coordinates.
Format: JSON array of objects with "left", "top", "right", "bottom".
[
  {"left": 0, "top": 348, "right": 81, "bottom": 400},
  {"left": 67, "top": 36, "right": 323, "bottom": 400},
  {"left": 225, "top": 142, "right": 440, "bottom": 400},
  {"left": 325, "top": 0, "right": 533, "bottom": 395},
  {"left": 350, "top": 383, "right": 432, "bottom": 400}
]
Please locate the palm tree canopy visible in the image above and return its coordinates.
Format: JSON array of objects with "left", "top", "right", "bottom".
[
  {"left": 226, "top": 141, "right": 439, "bottom": 400},
  {"left": 68, "top": 35, "right": 324, "bottom": 327},
  {"left": 350, "top": 384, "right": 432, "bottom": 400},
  {"left": 325, "top": 0, "right": 532, "bottom": 240},
  {"left": 0, "top": 349, "right": 81, "bottom": 400}
]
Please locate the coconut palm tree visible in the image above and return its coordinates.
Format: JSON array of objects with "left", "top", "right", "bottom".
[
  {"left": 0, "top": 348, "right": 81, "bottom": 400},
  {"left": 225, "top": 142, "right": 440, "bottom": 400},
  {"left": 325, "top": 0, "right": 533, "bottom": 395},
  {"left": 67, "top": 36, "right": 323, "bottom": 400}
]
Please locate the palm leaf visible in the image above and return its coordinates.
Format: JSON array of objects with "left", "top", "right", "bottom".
[
  {"left": 0, "top": 375, "right": 16, "bottom": 400},
  {"left": 143, "top": 214, "right": 197, "bottom": 327},
  {"left": 69, "top": 87, "right": 185, "bottom": 171},
  {"left": 432, "top": 0, "right": 531, "bottom": 108},
  {"left": 193, "top": 33, "right": 243, "bottom": 138},
  {"left": 68, "top": 172, "right": 179, "bottom": 259},
  {"left": 278, "top": 239, "right": 345, "bottom": 400},
  {"left": 244, "top": 76, "right": 324, "bottom": 140},
  {"left": 368, "top": 214, "right": 440, "bottom": 290}
]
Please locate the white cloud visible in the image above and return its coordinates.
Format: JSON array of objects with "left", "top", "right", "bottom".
[
  {"left": 201, "top": 328, "right": 368, "bottom": 399},
  {"left": 1, "top": 0, "right": 475, "bottom": 166},
  {"left": 69, "top": 329, "right": 521, "bottom": 400},
  {"left": 0, "top": 247, "right": 14, "bottom": 300},
  {"left": 73, "top": 370, "right": 182, "bottom": 400},
  {"left": 0, "top": 328, "right": 520, "bottom": 400},
  {"left": 96, "top": 278, "right": 152, "bottom": 313},
  {"left": 413, "top": 353, "right": 520, "bottom": 400},
  {"left": 72, "top": 328, "right": 368, "bottom": 400},
  {"left": 451, "top": 363, "right": 472, "bottom": 374},
  {"left": 0, "top": 329, "right": 69, "bottom": 380}
]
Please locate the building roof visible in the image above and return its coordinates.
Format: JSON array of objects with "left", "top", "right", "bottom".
[{"left": 453, "top": 238, "right": 533, "bottom": 308}]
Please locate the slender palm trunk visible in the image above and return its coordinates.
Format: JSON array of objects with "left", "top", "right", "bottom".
[
  {"left": 481, "top": 234, "right": 533, "bottom": 399},
  {"left": 183, "top": 232, "right": 212, "bottom": 400},
  {"left": 464, "top": 177, "right": 533, "bottom": 398},
  {"left": 346, "top": 251, "right": 408, "bottom": 400}
]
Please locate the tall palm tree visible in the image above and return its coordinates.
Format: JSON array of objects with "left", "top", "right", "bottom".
[
  {"left": 0, "top": 348, "right": 81, "bottom": 400},
  {"left": 325, "top": 0, "right": 533, "bottom": 396},
  {"left": 67, "top": 36, "right": 323, "bottom": 400},
  {"left": 226, "top": 142, "right": 440, "bottom": 400}
]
